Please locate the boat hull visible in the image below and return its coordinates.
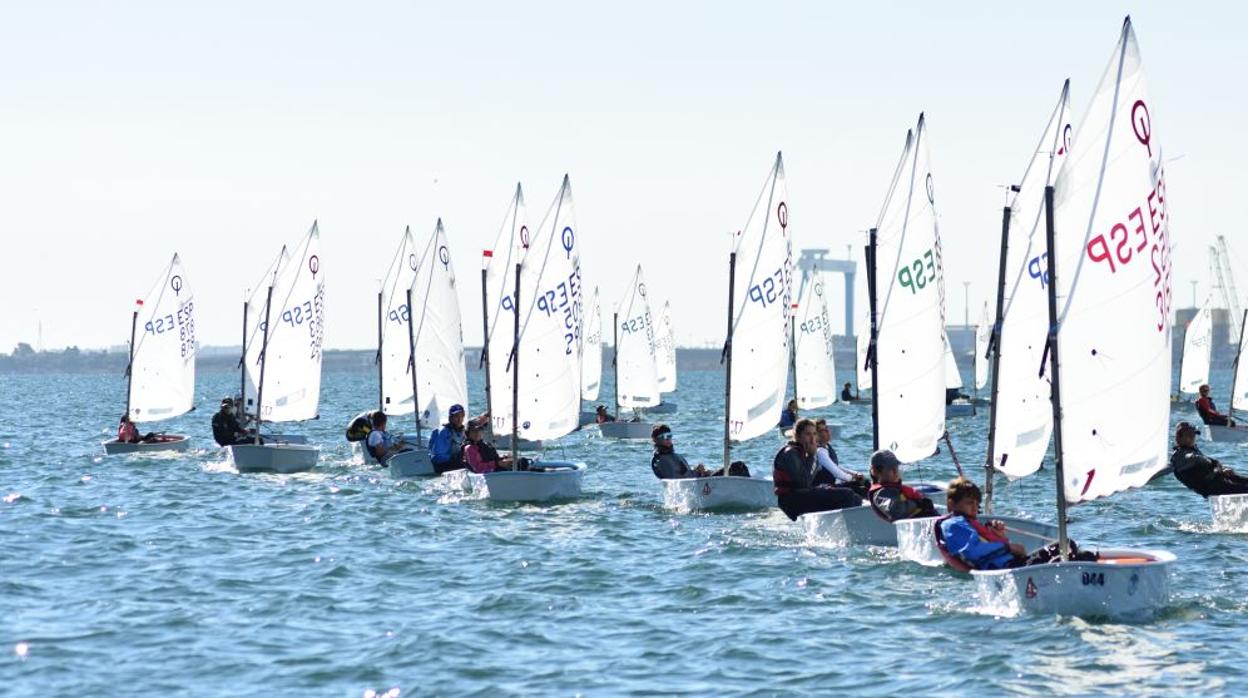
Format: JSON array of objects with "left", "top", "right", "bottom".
[
  {"left": 1211, "top": 493, "right": 1248, "bottom": 531},
  {"left": 801, "top": 483, "right": 945, "bottom": 547},
  {"left": 1206, "top": 424, "right": 1248, "bottom": 443},
  {"left": 946, "top": 400, "right": 976, "bottom": 418},
  {"left": 647, "top": 401, "right": 678, "bottom": 414},
  {"left": 661, "top": 475, "right": 774, "bottom": 512},
  {"left": 599, "top": 421, "right": 653, "bottom": 440},
  {"left": 229, "top": 443, "right": 319, "bottom": 474},
  {"left": 103, "top": 435, "right": 190, "bottom": 455},
  {"left": 896, "top": 515, "right": 1059, "bottom": 567},
  {"left": 970, "top": 548, "right": 1175, "bottom": 620},
  {"left": 474, "top": 461, "right": 586, "bottom": 502}
]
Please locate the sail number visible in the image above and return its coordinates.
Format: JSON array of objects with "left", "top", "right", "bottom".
[
  {"left": 748, "top": 266, "right": 789, "bottom": 309},
  {"left": 534, "top": 264, "right": 582, "bottom": 355},
  {"left": 389, "top": 303, "right": 410, "bottom": 325},
  {"left": 1081, "top": 572, "right": 1105, "bottom": 587},
  {"left": 898, "top": 249, "right": 937, "bottom": 294},
  {"left": 1084, "top": 167, "right": 1171, "bottom": 331},
  {"left": 280, "top": 283, "right": 326, "bottom": 360},
  {"left": 145, "top": 299, "right": 197, "bottom": 359},
  {"left": 620, "top": 312, "right": 652, "bottom": 335}
]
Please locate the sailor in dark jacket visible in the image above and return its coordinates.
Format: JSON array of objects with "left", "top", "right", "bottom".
[
  {"left": 772, "top": 418, "right": 859, "bottom": 520},
  {"left": 1171, "top": 421, "right": 1248, "bottom": 497},
  {"left": 650, "top": 424, "right": 714, "bottom": 479}
]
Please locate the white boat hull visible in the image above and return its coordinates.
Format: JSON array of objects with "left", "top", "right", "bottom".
[
  {"left": 103, "top": 435, "right": 190, "bottom": 455},
  {"left": 1211, "top": 493, "right": 1248, "bottom": 531},
  {"left": 801, "top": 483, "right": 945, "bottom": 547},
  {"left": 474, "top": 461, "right": 586, "bottom": 502},
  {"left": 971, "top": 548, "right": 1175, "bottom": 621},
  {"left": 599, "top": 421, "right": 653, "bottom": 440},
  {"left": 1205, "top": 424, "right": 1248, "bottom": 443},
  {"left": 946, "top": 400, "right": 976, "bottom": 418},
  {"left": 352, "top": 437, "right": 434, "bottom": 477},
  {"left": 229, "top": 443, "right": 319, "bottom": 474},
  {"left": 896, "top": 515, "right": 1059, "bottom": 567},
  {"left": 661, "top": 475, "right": 774, "bottom": 512}
]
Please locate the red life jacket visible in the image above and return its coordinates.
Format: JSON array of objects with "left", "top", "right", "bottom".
[
  {"left": 118, "top": 421, "right": 138, "bottom": 443},
  {"left": 869, "top": 482, "right": 924, "bottom": 501}
]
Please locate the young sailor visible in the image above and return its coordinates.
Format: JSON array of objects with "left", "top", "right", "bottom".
[
  {"left": 428, "top": 404, "right": 470, "bottom": 474},
  {"left": 649, "top": 424, "right": 714, "bottom": 479},
  {"left": 840, "top": 382, "right": 854, "bottom": 402},
  {"left": 772, "top": 418, "right": 859, "bottom": 520},
  {"left": 939, "top": 477, "right": 1095, "bottom": 569},
  {"left": 867, "top": 450, "right": 938, "bottom": 521},
  {"left": 595, "top": 405, "right": 616, "bottom": 424},
  {"left": 1170, "top": 421, "right": 1248, "bottom": 497},
  {"left": 814, "top": 418, "right": 869, "bottom": 498},
  {"left": 365, "top": 411, "right": 408, "bottom": 464},
  {"left": 463, "top": 418, "right": 513, "bottom": 474},
  {"left": 117, "top": 414, "right": 157, "bottom": 444},
  {"left": 1195, "top": 385, "right": 1235, "bottom": 426},
  {"left": 777, "top": 399, "right": 799, "bottom": 428},
  {"left": 211, "top": 397, "right": 254, "bottom": 446}
]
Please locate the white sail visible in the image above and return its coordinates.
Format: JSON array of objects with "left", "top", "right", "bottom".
[
  {"left": 943, "top": 332, "right": 963, "bottom": 390},
  {"left": 242, "top": 246, "right": 289, "bottom": 411},
  {"left": 1235, "top": 322, "right": 1248, "bottom": 412},
  {"left": 728, "top": 152, "right": 793, "bottom": 443},
  {"left": 990, "top": 81, "right": 1071, "bottom": 479},
  {"left": 795, "top": 270, "right": 837, "bottom": 409},
  {"left": 483, "top": 184, "right": 531, "bottom": 437},
  {"left": 974, "top": 301, "right": 991, "bottom": 390},
  {"left": 581, "top": 286, "right": 603, "bottom": 401},
  {"left": 1178, "top": 299, "right": 1213, "bottom": 395},
  {"left": 128, "top": 254, "right": 197, "bottom": 423},
  {"left": 410, "top": 219, "right": 469, "bottom": 427},
  {"left": 380, "top": 227, "right": 421, "bottom": 415},
  {"left": 615, "top": 265, "right": 661, "bottom": 409},
  {"left": 511, "top": 175, "right": 583, "bottom": 441},
  {"left": 855, "top": 313, "right": 872, "bottom": 392},
  {"left": 655, "top": 300, "right": 678, "bottom": 394},
  {"left": 254, "top": 223, "right": 325, "bottom": 423},
  {"left": 873, "top": 115, "right": 947, "bottom": 463},
  {"left": 1052, "top": 18, "right": 1172, "bottom": 503}
]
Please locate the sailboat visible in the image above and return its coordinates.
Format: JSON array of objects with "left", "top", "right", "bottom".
[
  {"left": 601, "top": 266, "right": 660, "bottom": 439},
  {"left": 897, "top": 83, "right": 1074, "bottom": 565},
  {"left": 802, "top": 115, "right": 947, "bottom": 546},
  {"left": 354, "top": 226, "right": 429, "bottom": 474},
  {"left": 972, "top": 18, "right": 1174, "bottom": 619},
  {"left": 972, "top": 301, "right": 991, "bottom": 403},
  {"left": 475, "top": 177, "right": 587, "bottom": 502},
  {"left": 649, "top": 300, "right": 680, "bottom": 414},
  {"left": 1211, "top": 309, "right": 1248, "bottom": 526},
  {"left": 230, "top": 223, "right": 324, "bottom": 474},
  {"left": 944, "top": 333, "right": 975, "bottom": 417},
  {"left": 103, "top": 254, "right": 196, "bottom": 454},
  {"left": 794, "top": 269, "right": 838, "bottom": 412},
  {"left": 579, "top": 286, "right": 603, "bottom": 426},
  {"left": 1178, "top": 297, "right": 1213, "bottom": 396},
  {"left": 661, "top": 153, "right": 786, "bottom": 512},
  {"left": 1205, "top": 308, "right": 1248, "bottom": 443},
  {"left": 481, "top": 184, "right": 542, "bottom": 452}
]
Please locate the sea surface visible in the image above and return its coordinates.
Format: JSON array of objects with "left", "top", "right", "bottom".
[{"left": 2, "top": 366, "right": 1247, "bottom": 696}]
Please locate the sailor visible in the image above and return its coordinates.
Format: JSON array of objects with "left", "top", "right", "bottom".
[
  {"left": 463, "top": 418, "right": 513, "bottom": 473},
  {"left": 1195, "top": 385, "right": 1235, "bottom": 426},
  {"left": 814, "top": 418, "right": 869, "bottom": 498},
  {"left": 772, "top": 418, "right": 859, "bottom": 520},
  {"left": 777, "top": 399, "right": 799, "bottom": 429},
  {"left": 365, "top": 411, "right": 408, "bottom": 463},
  {"left": 867, "top": 450, "right": 938, "bottom": 521},
  {"left": 429, "top": 404, "right": 477, "bottom": 474},
  {"left": 649, "top": 424, "right": 714, "bottom": 479},
  {"left": 595, "top": 405, "right": 616, "bottom": 424},
  {"left": 840, "top": 382, "right": 854, "bottom": 402},
  {"left": 117, "top": 414, "right": 157, "bottom": 444},
  {"left": 939, "top": 477, "right": 1096, "bottom": 569},
  {"left": 211, "top": 397, "right": 254, "bottom": 446},
  {"left": 1170, "top": 421, "right": 1248, "bottom": 497}
]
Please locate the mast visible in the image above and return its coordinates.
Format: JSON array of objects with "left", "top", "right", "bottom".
[
  {"left": 480, "top": 265, "right": 494, "bottom": 436},
  {"left": 613, "top": 311, "right": 620, "bottom": 419},
  {"left": 376, "top": 290, "right": 384, "bottom": 412},
  {"left": 406, "top": 288, "right": 423, "bottom": 438},
  {"left": 984, "top": 205, "right": 1012, "bottom": 513},
  {"left": 789, "top": 308, "right": 798, "bottom": 413},
  {"left": 239, "top": 298, "right": 248, "bottom": 416},
  {"left": 866, "top": 228, "right": 881, "bottom": 450},
  {"left": 721, "top": 251, "right": 737, "bottom": 471},
  {"left": 510, "top": 262, "right": 521, "bottom": 465},
  {"left": 1042, "top": 186, "right": 1070, "bottom": 557},
  {"left": 1228, "top": 308, "right": 1248, "bottom": 424},
  {"left": 253, "top": 285, "right": 276, "bottom": 445},
  {"left": 124, "top": 309, "right": 138, "bottom": 419}
]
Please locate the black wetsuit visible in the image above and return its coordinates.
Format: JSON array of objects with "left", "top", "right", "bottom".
[
  {"left": 1170, "top": 444, "right": 1248, "bottom": 497},
  {"left": 772, "top": 442, "right": 859, "bottom": 521},
  {"left": 212, "top": 411, "right": 252, "bottom": 446}
]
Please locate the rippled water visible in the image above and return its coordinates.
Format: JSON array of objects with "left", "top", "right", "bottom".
[{"left": 2, "top": 366, "right": 1247, "bottom": 695}]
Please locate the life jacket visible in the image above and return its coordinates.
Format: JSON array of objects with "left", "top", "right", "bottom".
[
  {"left": 345, "top": 412, "right": 373, "bottom": 442},
  {"left": 933, "top": 515, "right": 972, "bottom": 573},
  {"left": 964, "top": 515, "right": 1010, "bottom": 544},
  {"left": 118, "top": 421, "right": 138, "bottom": 443},
  {"left": 868, "top": 482, "right": 931, "bottom": 521}
]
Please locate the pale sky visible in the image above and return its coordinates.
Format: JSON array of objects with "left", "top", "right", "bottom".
[{"left": 2, "top": 1, "right": 1244, "bottom": 352}]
